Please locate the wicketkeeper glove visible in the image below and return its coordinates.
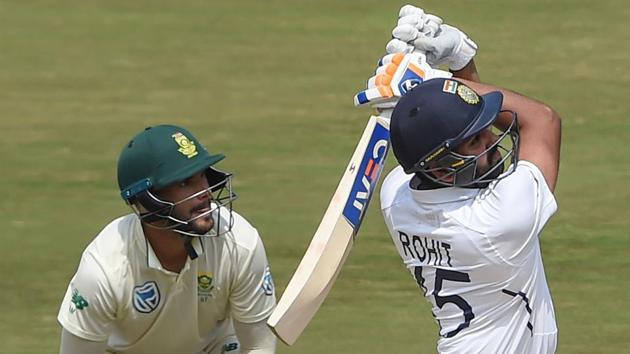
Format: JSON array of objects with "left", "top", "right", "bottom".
[
  {"left": 353, "top": 52, "right": 452, "bottom": 114},
  {"left": 386, "top": 4, "right": 478, "bottom": 71}
]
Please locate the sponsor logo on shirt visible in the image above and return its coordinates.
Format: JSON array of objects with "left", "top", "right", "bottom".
[
  {"left": 133, "top": 281, "right": 160, "bottom": 313},
  {"left": 222, "top": 342, "right": 239, "bottom": 352},
  {"left": 262, "top": 266, "right": 274, "bottom": 296},
  {"left": 70, "top": 288, "right": 89, "bottom": 313}
]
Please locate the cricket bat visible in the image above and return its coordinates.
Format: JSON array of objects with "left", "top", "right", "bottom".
[{"left": 267, "top": 115, "right": 390, "bottom": 345}]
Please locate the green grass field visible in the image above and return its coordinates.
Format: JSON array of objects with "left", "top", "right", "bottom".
[{"left": 1, "top": 0, "right": 628, "bottom": 353}]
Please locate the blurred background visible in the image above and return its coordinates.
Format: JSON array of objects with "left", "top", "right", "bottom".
[{"left": 1, "top": 0, "right": 628, "bottom": 353}]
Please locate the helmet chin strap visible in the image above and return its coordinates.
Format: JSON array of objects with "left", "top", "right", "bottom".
[{"left": 181, "top": 236, "right": 199, "bottom": 260}]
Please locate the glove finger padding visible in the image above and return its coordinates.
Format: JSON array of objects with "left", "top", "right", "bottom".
[
  {"left": 392, "top": 24, "right": 420, "bottom": 42},
  {"left": 411, "top": 24, "right": 478, "bottom": 70},
  {"left": 396, "top": 14, "right": 442, "bottom": 34},
  {"left": 386, "top": 38, "right": 413, "bottom": 54},
  {"left": 398, "top": 4, "right": 424, "bottom": 18},
  {"left": 391, "top": 6, "right": 478, "bottom": 71},
  {"left": 397, "top": 14, "right": 422, "bottom": 27},
  {"left": 370, "top": 53, "right": 401, "bottom": 86},
  {"left": 392, "top": 12, "right": 443, "bottom": 49},
  {"left": 378, "top": 53, "right": 399, "bottom": 66},
  {"left": 354, "top": 52, "right": 452, "bottom": 108},
  {"left": 412, "top": 36, "right": 442, "bottom": 65},
  {"left": 422, "top": 14, "right": 443, "bottom": 36}
]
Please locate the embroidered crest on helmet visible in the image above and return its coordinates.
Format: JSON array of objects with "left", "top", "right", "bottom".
[
  {"left": 457, "top": 84, "right": 480, "bottom": 105},
  {"left": 172, "top": 132, "right": 198, "bottom": 158}
]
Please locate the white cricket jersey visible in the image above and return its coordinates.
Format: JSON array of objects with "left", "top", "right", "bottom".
[
  {"left": 58, "top": 209, "right": 276, "bottom": 354},
  {"left": 380, "top": 161, "right": 558, "bottom": 354}
]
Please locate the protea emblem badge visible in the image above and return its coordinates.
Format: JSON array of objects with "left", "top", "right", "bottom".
[
  {"left": 172, "top": 132, "right": 198, "bottom": 158},
  {"left": 198, "top": 272, "right": 216, "bottom": 302}
]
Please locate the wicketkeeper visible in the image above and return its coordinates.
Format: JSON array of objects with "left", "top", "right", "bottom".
[{"left": 58, "top": 125, "right": 277, "bottom": 353}]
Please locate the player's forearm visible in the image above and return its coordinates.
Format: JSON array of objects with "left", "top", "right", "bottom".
[
  {"left": 458, "top": 79, "right": 562, "bottom": 190},
  {"left": 457, "top": 79, "right": 559, "bottom": 132},
  {"left": 451, "top": 59, "right": 480, "bottom": 83}
]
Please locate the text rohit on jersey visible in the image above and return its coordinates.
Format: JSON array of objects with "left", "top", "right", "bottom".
[{"left": 398, "top": 231, "right": 453, "bottom": 267}]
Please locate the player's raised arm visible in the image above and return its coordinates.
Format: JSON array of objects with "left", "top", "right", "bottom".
[
  {"left": 458, "top": 79, "right": 562, "bottom": 191},
  {"left": 358, "top": 3, "right": 560, "bottom": 191},
  {"left": 451, "top": 59, "right": 480, "bottom": 82}
]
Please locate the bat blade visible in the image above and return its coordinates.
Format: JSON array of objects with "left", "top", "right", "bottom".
[{"left": 267, "top": 115, "right": 390, "bottom": 345}]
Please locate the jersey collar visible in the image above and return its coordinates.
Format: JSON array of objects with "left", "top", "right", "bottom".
[
  {"left": 131, "top": 214, "right": 205, "bottom": 271},
  {"left": 145, "top": 237, "right": 204, "bottom": 271},
  {"left": 409, "top": 185, "right": 481, "bottom": 204}
]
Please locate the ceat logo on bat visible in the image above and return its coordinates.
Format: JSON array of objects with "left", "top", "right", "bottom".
[{"left": 343, "top": 123, "right": 389, "bottom": 231}]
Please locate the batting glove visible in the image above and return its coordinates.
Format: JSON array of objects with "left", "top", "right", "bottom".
[
  {"left": 353, "top": 52, "right": 452, "bottom": 113},
  {"left": 387, "top": 5, "right": 478, "bottom": 71},
  {"left": 385, "top": 4, "right": 443, "bottom": 55}
]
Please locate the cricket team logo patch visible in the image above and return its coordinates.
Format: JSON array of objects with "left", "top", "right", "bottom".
[
  {"left": 133, "top": 281, "right": 160, "bottom": 313},
  {"left": 172, "top": 132, "right": 198, "bottom": 158},
  {"left": 198, "top": 272, "right": 215, "bottom": 302},
  {"left": 457, "top": 84, "right": 480, "bottom": 104}
]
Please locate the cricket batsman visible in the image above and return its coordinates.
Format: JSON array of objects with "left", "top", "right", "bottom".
[{"left": 355, "top": 5, "right": 562, "bottom": 353}]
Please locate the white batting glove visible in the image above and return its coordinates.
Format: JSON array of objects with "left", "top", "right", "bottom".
[
  {"left": 385, "top": 5, "right": 443, "bottom": 55},
  {"left": 353, "top": 52, "right": 452, "bottom": 113},
  {"left": 412, "top": 24, "right": 478, "bottom": 71},
  {"left": 388, "top": 5, "right": 478, "bottom": 71}
]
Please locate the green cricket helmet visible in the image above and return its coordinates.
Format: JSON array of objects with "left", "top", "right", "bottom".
[{"left": 117, "top": 125, "right": 236, "bottom": 243}]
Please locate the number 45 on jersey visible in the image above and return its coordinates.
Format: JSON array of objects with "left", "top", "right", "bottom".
[{"left": 267, "top": 116, "right": 390, "bottom": 345}]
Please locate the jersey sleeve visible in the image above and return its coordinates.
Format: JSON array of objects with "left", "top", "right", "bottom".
[
  {"left": 472, "top": 161, "right": 558, "bottom": 262},
  {"left": 59, "top": 329, "right": 108, "bottom": 354},
  {"left": 229, "top": 229, "right": 276, "bottom": 324},
  {"left": 233, "top": 319, "right": 277, "bottom": 353},
  {"left": 380, "top": 167, "right": 409, "bottom": 236},
  {"left": 57, "top": 250, "right": 117, "bottom": 342}
]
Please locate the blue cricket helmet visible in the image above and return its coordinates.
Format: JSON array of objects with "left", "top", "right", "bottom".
[{"left": 390, "top": 78, "right": 519, "bottom": 188}]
